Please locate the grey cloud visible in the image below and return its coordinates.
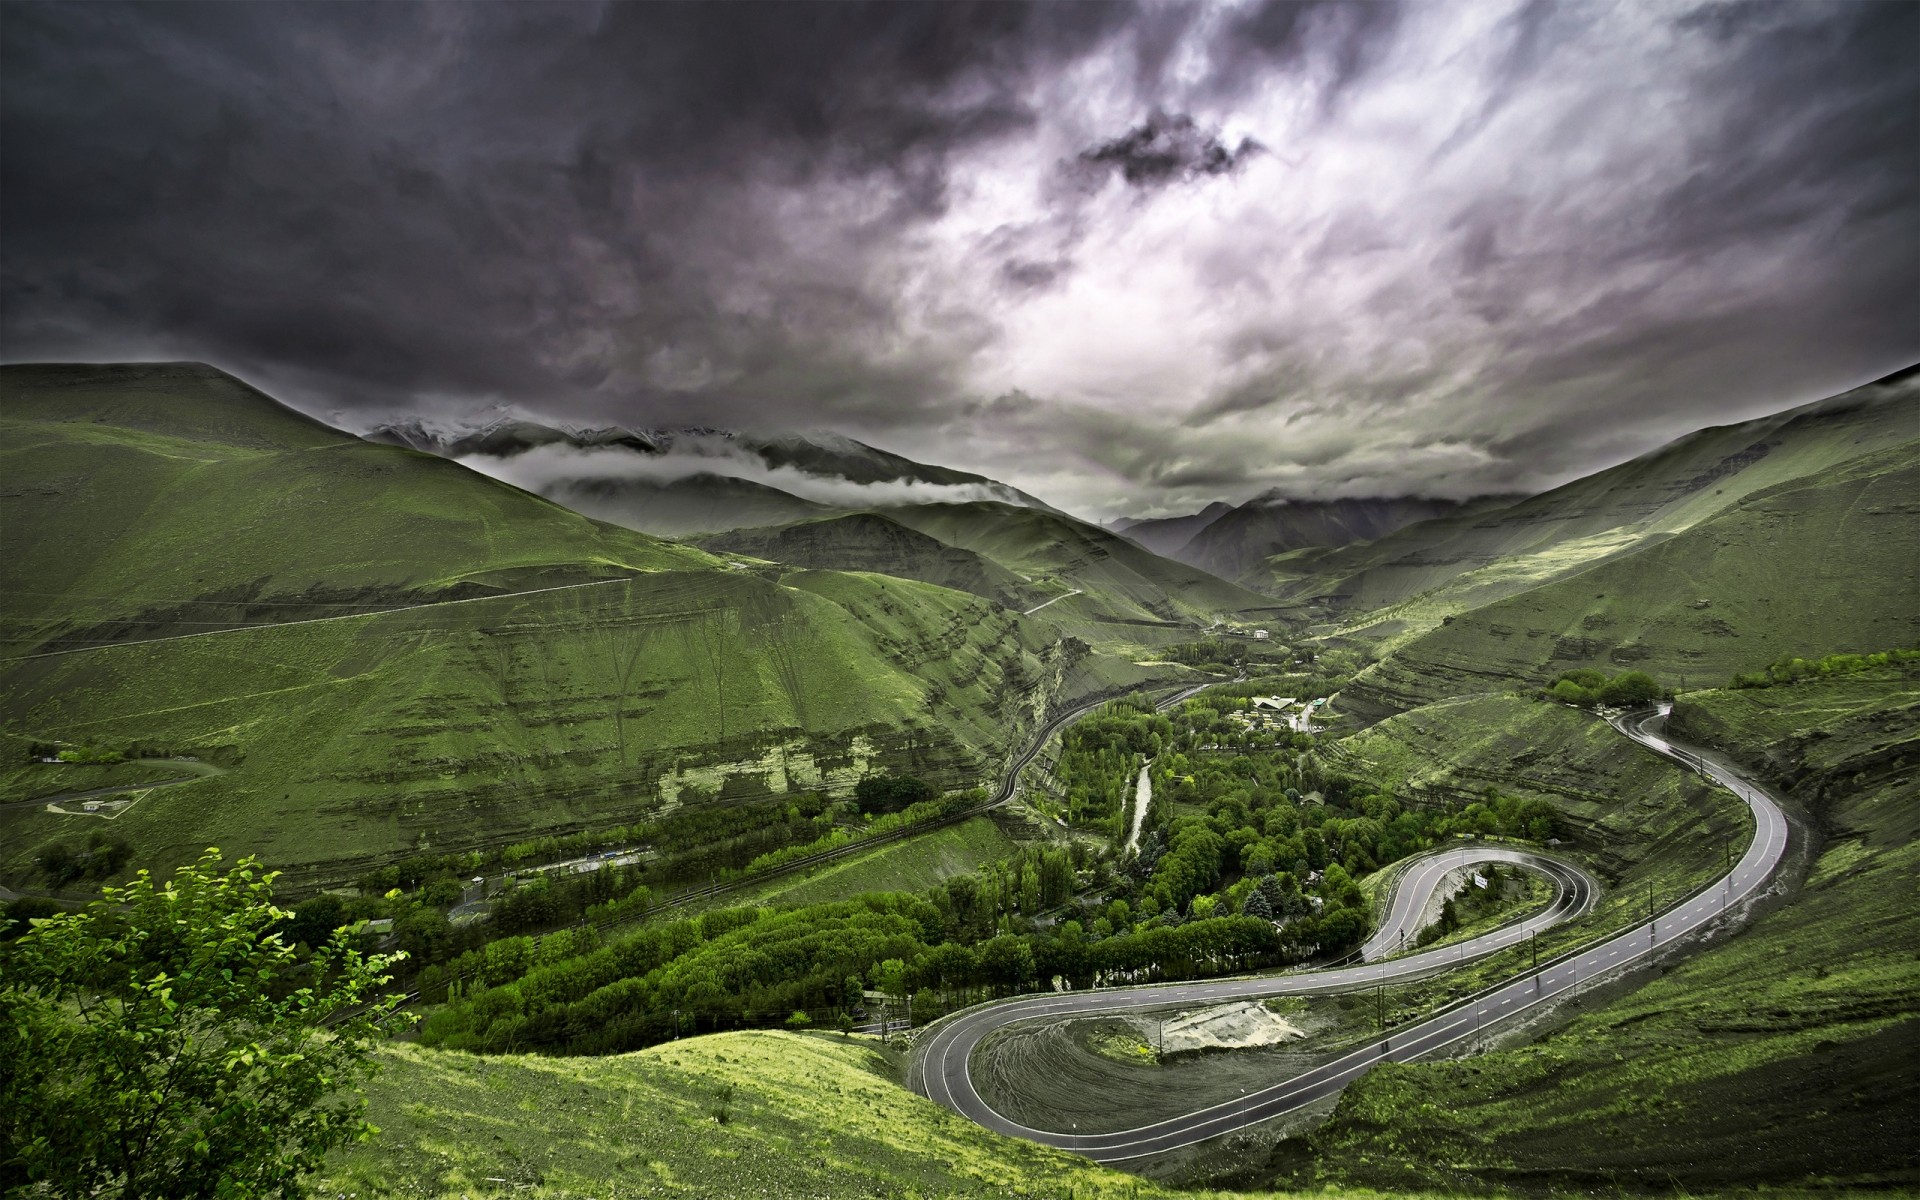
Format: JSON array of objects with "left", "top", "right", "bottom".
[
  {"left": 1078, "top": 111, "right": 1264, "bottom": 188},
  {"left": 1, "top": 0, "right": 1914, "bottom": 521}
]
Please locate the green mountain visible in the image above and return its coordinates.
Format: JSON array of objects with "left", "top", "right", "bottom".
[
  {"left": 363, "top": 417, "right": 1060, "bottom": 536},
  {"left": 0, "top": 364, "right": 1157, "bottom": 889},
  {"left": 693, "top": 513, "right": 1028, "bottom": 608},
  {"left": 1176, "top": 493, "right": 1470, "bottom": 582},
  {"left": 1108, "top": 501, "right": 1234, "bottom": 557},
  {"left": 875, "top": 500, "right": 1294, "bottom": 643},
  {"left": 1340, "top": 435, "right": 1920, "bottom": 721},
  {"left": 1265, "top": 366, "right": 1920, "bottom": 640}
]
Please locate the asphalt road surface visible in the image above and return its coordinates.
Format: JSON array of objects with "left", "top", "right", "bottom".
[{"left": 909, "top": 704, "right": 1789, "bottom": 1163}]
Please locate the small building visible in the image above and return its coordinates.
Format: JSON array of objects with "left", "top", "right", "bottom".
[{"left": 1253, "top": 629, "right": 1271, "bottom": 640}]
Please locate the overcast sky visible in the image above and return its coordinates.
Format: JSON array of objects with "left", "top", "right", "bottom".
[{"left": 4, "top": 1, "right": 1915, "bottom": 519}]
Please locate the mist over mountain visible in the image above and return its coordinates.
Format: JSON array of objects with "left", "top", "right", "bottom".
[{"left": 362, "top": 417, "right": 1056, "bottom": 537}]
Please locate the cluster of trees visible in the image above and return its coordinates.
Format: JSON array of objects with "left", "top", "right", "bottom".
[
  {"left": 853, "top": 773, "right": 935, "bottom": 815},
  {"left": 1158, "top": 638, "right": 1297, "bottom": 672},
  {"left": 1544, "top": 668, "right": 1663, "bottom": 708},
  {"left": 1054, "top": 696, "right": 1169, "bottom": 830},
  {"left": 1729, "top": 648, "right": 1918, "bottom": 689},
  {"left": 415, "top": 886, "right": 1304, "bottom": 1057},
  {"left": 34, "top": 832, "right": 134, "bottom": 887}
]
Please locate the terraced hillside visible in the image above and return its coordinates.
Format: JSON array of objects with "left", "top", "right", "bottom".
[
  {"left": 0, "top": 364, "right": 1155, "bottom": 889},
  {"left": 1340, "top": 438, "right": 1920, "bottom": 721},
  {"left": 1263, "top": 366, "right": 1919, "bottom": 642},
  {"left": 1266, "top": 662, "right": 1920, "bottom": 1194}
]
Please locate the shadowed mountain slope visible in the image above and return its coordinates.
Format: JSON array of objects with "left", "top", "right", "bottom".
[
  {"left": 1340, "top": 437, "right": 1920, "bottom": 722},
  {"left": 876, "top": 500, "right": 1291, "bottom": 637},
  {"left": 1108, "top": 502, "right": 1235, "bottom": 557},
  {"left": 1178, "top": 494, "right": 1470, "bottom": 582},
  {"left": 1269, "top": 366, "right": 1920, "bottom": 639},
  {"left": 694, "top": 513, "right": 1026, "bottom": 607},
  {"left": 0, "top": 364, "right": 1160, "bottom": 888}
]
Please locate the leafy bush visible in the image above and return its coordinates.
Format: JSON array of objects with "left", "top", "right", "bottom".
[
  {"left": 0, "top": 850, "right": 409, "bottom": 1197},
  {"left": 1729, "top": 648, "right": 1918, "bottom": 689}
]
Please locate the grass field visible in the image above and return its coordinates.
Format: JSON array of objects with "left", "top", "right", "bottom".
[
  {"left": 1, "top": 364, "right": 1173, "bottom": 891},
  {"left": 319, "top": 1031, "right": 1310, "bottom": 1200},
  {"left": 705, "top": 816, "right": 1021, "bottom": 910},
  {"left": 1340, "top": 440, "right": 1920, "bottom": 722},
  {"left": 1261, "top": 369, "right": 1917, "bottom": 642}
]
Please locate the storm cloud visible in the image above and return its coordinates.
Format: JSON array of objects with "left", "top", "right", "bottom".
[{"left": 2, "top": 0, "right": 1914, "bottom": 520}]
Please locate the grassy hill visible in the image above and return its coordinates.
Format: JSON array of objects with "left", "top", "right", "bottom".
[
  {"left": 878, "top": 500, "right": 1293, "bottom": 644},
  {"left": 1339, "top": 438, "right": 1920, "bottom": 721},
  {"left": 693, "top": 513, "right": 1029, "bottom": 608},
  {"left": 1263, "top": 366, "right": 1918, "bottom": 644},
  {"left": 318, "top": 1032, "right": 1289, "bottom": 1200},
  {"left": 0, "top": 364, "right": 1161, "bottom": 890},
  {"left": 1177, "top": 495, "right": 1468, "bottom": 583},
  {"left": 1263, "top": 662, "right": 1920, "bottom": 1194},
  {"left": 0, "top": 363, "right": 721, "bottom": 653}
]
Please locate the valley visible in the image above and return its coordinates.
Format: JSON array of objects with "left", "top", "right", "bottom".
[{"left": 2, "top": 363, "right": 1914, "bottom": 1198}]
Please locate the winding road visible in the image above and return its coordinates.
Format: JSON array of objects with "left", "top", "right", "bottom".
[{"left": 909, "top": 704, "right": 1790, "bottom": 1163}]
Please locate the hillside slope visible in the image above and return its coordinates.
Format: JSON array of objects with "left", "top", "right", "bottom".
[
  {"left": 1178, "top": 495, "right": 1467, "bottom": 583},
  {"left": 546, "top": 472, "right": 834, "bottom": 538},
  {"left": 1275, "top": 664, "right": 1919, "bottom": 1193},
  {"left": 1340, "top": 439, "right": 1920, "bottom": 721},
  {"left": 879, "top": 501, "right": 1291, "bottom": 644},
  {"left": 0, "top": 364, "right": 1137, "bottom": 888},
  {"left": 0, "top": 362, "right": 718, "bottom": 654},
  {"left": 1266, "top": 366, "right": 1919, "bottom": 637},
  {"left": 320, "top": 1032, "right": 1263, "bottom": 1200},
  {"left": 693, "top": 513, "right": 1027, "bottom": 608},
  {"left": 1111, "top": 501, "right": 1234, "bottom": 557}
]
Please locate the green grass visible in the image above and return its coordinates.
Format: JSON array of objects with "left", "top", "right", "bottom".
[
  {"left": 1263, "top": 368, "right": 1918, "bottom": 643},
  {"left": 878, "top": 500, "right": 1285, "bottom": 633},
  {"left": 1339, "top": 438, "right": 1920, "bottom": 722},
  {"left": 320, "top": 1031, "right": 1316, "bottom": 1199},
  {"left": 1, "top": 365, "right": 1163, "bottom": 892},
  {"left": 1258, "top": 665, "right": 1920, "bottom": 1193},
  {"left": 704, "top": 816, "right": 1020, "bottom": 909},
  {"left": 0, "top": 364, "right": 720, "bottom": 649}
]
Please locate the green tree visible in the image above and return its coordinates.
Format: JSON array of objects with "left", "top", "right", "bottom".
[
  {"left": 1599, "top": 670, "right": 1662, "bottom": 707},
  {"left": 0, "top": 849, "right": 410, "bottom": 1198}
]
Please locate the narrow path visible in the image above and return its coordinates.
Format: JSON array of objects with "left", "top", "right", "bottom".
[
  {"left": 908, "top": 704, "right": 1789, "bottom": 1162},
  {"left": 1124, "top": 759, "right": 1153, "bottom": 855},
  {"left": 1020, "top": 589, "right": 1083, "bottom": 617}
]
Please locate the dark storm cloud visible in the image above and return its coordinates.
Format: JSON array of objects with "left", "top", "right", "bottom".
[
  {"left": 0, "top": 0, "right": 1131, "bottom": 421},
  {"left": 1, "top": 0, "right": 1914, "bottom": 519},
  {"left": 1079, "top": 111, "right": 1264, "bottom": 188}
]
